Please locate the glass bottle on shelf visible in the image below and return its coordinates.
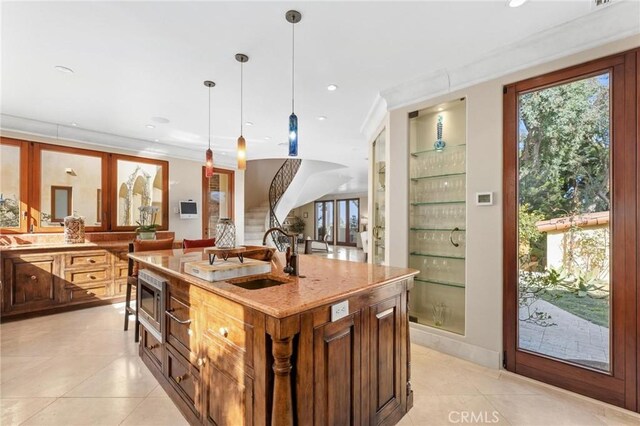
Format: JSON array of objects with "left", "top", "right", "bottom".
[{"left": 408, "top": 99, "right": 466, "bottom": 335}]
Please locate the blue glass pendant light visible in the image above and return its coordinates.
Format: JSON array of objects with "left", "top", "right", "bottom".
[
  {"left": 433, "top": 114, "right": 446, "bottom": 152},
  {"left": 286, "top": 10, "right": 301, "bottom": 157}
]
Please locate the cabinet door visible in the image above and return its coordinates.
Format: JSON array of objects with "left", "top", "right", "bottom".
[
  {"left": 2, "top": 255, "right": 62, "bottom": 313},
  {"left": 368, "top": 295, "right": 403, "bottom": 423},
  {"left": 313, "top": 312, "right": 361, "bottom": 426},
  {"left": 202, "top": 333, "right": 253, "bottom": 426}
]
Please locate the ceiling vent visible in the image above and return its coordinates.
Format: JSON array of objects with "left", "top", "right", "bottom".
[{"left": 594, "top": 0, "right": 613, "bottom": 7}]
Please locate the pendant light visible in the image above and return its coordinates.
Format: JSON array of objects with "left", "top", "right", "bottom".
[
  {"left": 286, "top": 10, "right": 301, "bottom": 157},
  {"left": 204, "top": 80, "right": 215, "bottom": 178},
  {"left": 235, "top": 53, "right": 249, "bottom": 170}
]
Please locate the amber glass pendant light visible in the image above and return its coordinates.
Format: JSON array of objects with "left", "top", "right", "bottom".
[
  {"left": 204, "top": 80, "right": 215, "bottom": 178},
  {"left": 235, "top": 53, "right": 249, "bottom": 170},
  {"left": 286, "top": 10, "right": 301, "bottom": 157}
]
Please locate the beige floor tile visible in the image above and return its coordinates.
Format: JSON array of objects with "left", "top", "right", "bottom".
[
  {"left": 487, "top": 394, "right": 607, "bottom": 425},
  {"left": 1, "top": 356, "right": 51, "bottom": 384},
  {"left": 397, "top": 413, "right": 415, "bottom": 426},
  {"left": 64, "top": 356, "right": 158, "bottom": 398},
  {"left": 120, "top": 397, "right": 189, "bottom": 426},
  {"left": 21, "top": 397, "right": 142, "bottom": 426},
  {"left": 409, "top": 394, "right": 511, "bottom": 425},
  {"left": 597, "top": 408, "right": 640, "bottom": 425},
  {"left": 0, "top": 398, "right": 55, "bottom": 426},
  {"left": 146, "top": 384, "right": 170, "bottom": 398},
  {"left": 1, "top": 355, "right": 118, "bottom": 398}
]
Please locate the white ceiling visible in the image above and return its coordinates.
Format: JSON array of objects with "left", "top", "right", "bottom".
[{"left": 2, "top": 1, "right": 638, "bottom": 193}]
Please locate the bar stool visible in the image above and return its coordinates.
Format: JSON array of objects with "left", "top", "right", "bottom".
[
  {"left": 123, "top": 243, "right": 139, "bottom": 342},
  {"left": 124, "top": 238, "right": 175, "bottom": 342}
]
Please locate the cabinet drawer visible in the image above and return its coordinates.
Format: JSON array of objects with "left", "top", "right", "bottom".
[
  {"left": 65, "top": 251, "right": 109, "bottom": 268},
  {"left": 166, "top": 289, "right": 197, "bottom": 359},
  {"left": 69, "top": 285, "right": 109, "bottom": 301},
  {"left": 64, "top": 268, "right": 110, "bottom": 287},
  {"left": 166, "top": 347, "right": 200, "bottom": 416},
  {"left": 202, "top": 303, "right": 252, "bottom": 365},
  {"left": 115, "top": 264, "right": 129, "bottom": 281},
  {"left": 141, "top": 326, "right": 162, "bottom": 369}
]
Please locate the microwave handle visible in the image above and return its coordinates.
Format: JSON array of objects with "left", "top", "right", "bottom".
[{"left": 165, "top": 309, "right": 192, "bottom": 325}]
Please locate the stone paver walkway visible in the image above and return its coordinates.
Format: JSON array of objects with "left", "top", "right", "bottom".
[{"left": 519, "top": 299, "right": 609, "bottom": 369}]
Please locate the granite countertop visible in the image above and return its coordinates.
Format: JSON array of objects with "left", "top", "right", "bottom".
[
  {"left": 0, "top": 241, "right": 131, "bottom": 252},
  {"left": 129, "top": 249, "right": 418, "bottom": 318}
]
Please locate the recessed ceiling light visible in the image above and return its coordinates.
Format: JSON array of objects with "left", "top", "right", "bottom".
[
  {"left": 70, "top": 122, "right": 78, "bottom": 127},
  {"left": 154, "top": 139, "right": 159, "bottom": 142},
  {"left": 245, "top": 121, "right": 254, "bottom": 126},
  {"left": 145, "top": 124, "right": 155, "bottom": 129},
  {"left": 317, "top": 116, "right": 327, "bottom": 121},
  {"left": 54, "top": 65, "right": 74, "bottom": 74},
  {"left": 278, "top": 142, "right": 288, "bottom": 146},
  {"left": 437, "top": 108, "right": 443, "bottom": 112},
  {"left": 508, "top": 0, "right": 528, "bottom": 7},
  {"left": 151, "top": 117, "right": 170, "bottom": 124},
  {"left": 264, "top": 136, "right": 271, "bottom": 140},
  {"left": 327, "top": 84, "right": 338, "bottom": 91}
]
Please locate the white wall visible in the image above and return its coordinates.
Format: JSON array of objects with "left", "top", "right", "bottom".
[
  {"left": 0, "top": 131, "right": 245, "bottom": 241},
  {"left": 380, "top": 35, "right": 640, "bottom": 368},
  {"left": 244, "top": 159, "right": 284, "bottom": 210}
]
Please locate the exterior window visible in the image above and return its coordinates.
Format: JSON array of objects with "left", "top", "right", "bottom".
[
  {"left": 112, "top": 156, "right": 168, "bottom": 230},
  {"left": 0, "top": 142, "right": 24, "bottom": 231}
]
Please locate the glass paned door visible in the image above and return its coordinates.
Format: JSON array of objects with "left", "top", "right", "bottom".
[
  {"left": 517, "top": 73, "right": 612, "bottom": 371},
  {"left": 372, "top": 131, "right": 386, "bottom": 264},
  {"left": 314, "top": 201, "right": 334, "bottom": 242},
  {"left": 203, "top": 169, "right": 234, "bottom": 239},
  {"left": 336, "top": 198, "right": 359, "bottom": 246}
]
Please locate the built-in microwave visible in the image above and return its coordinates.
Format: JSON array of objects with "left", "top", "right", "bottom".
[{"left": 137, "top": 269, "right": 167, "bottom": 342}]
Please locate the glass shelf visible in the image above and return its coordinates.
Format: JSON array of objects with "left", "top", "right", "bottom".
[
  {"left": 410, "top": 144, "right": 466, "bottom": 157},
  {"left": 410, "top": 201, "right": 465, "bottom": 206},
  {"left": 410, "top": 227, "right": 466, "bottom": 232},
  {"left": 410, "top": 253, "right": 465, "bottom": 260},
  {"left": 414, "top": 278, "right": 465, "bottom": 288},
  {"left": 411, "top": 172, "right": 465, "bottom": 182}
]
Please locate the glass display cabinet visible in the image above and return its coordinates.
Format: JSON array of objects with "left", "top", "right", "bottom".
[
  {"left": 372, "top": 130, "right": 386, "bottom": 265},
  {"left": 408, "top": 99, "right": 466, "bottom": 335}
]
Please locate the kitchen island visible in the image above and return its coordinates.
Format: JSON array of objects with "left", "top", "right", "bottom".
[{"left": 129, "top": 248, "right": 418, "bottom": 426}]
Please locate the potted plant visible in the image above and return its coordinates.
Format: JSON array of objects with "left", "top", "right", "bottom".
[{"left": 136, "top": 205, "right": 160, "bottom": 240}]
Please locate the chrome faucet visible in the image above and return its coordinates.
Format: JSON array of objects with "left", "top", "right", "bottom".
[{"left": 262, "top": 227, "right": 299, "bottom": 276}]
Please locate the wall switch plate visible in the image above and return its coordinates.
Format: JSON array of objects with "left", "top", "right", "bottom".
[
  {"left": 476, "top": 192, "right": 493, "bottom": 206},
  {"left": 331, "top": 300, "right": 349, "bottom": 322}
]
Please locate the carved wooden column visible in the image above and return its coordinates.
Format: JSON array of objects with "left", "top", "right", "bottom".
[
  {"left": 266, "top": 315, "right": 300, "bottom": 426},
  {"left": 272, "top": 336, "right": 294, "bottom": 426}
]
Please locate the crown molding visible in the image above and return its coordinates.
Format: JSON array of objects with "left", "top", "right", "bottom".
[
  {"left": 0, "top": 114, "right": 238, "bottom": 169},
  {"left": 376, "top": 0, "right": 640, "bottom": 112},
  {"left": 360, "top": 94, "right": 388, "bottom": 145}
]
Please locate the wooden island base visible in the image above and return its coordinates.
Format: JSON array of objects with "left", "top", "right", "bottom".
[{"left": 131, "top": 249, "right": 417, "bottom": 426}]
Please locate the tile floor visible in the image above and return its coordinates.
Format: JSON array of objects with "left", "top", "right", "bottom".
[{"left": 2, "top": 303, "right": 640, "bottom": 425}]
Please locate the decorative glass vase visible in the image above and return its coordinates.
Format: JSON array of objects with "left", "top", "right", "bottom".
[
  {"left": 215, "top": 218, "right": 236, "bottom": 249},
  {"left": 64, "top": 215, "right": 85, "bottom": 244}
]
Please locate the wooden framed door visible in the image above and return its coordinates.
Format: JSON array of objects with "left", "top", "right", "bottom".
[
  {"left": 503, "top": 49, "right": 638, "bottom": 411},
  {"left": 314, "top": 201, "right": 334, "bottom": 243},
  {"left": 336, "top": 198, "right": 359, "bottom": 246},
  {"left": 202, "top": 167, "right": 234, "bottom": 239}
]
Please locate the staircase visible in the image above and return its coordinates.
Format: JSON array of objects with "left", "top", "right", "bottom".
[{"left": 244, "top": 202, "right": 270, "bottom": 246}]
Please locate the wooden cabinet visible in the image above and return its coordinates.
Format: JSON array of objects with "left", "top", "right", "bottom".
[
  {"left": 313, "top": 312, "right": 362, "bottom": 426},
  {"left": 2, "top": 254, "right": 64, "bottom": 314},
  {"left": 136, "top": 267, "right": 412, "bottom": 426},
  {"left": 1, "top": 245, "right": 131, "bottom": 318}
]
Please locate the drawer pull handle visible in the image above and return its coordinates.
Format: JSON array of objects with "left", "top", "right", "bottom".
[
  {"left": 89, "top": 275, "right": 96, "bottom": 280},
  {"left": 219, "top": 327, "right": 229, "bottom": 338},
  {"left": 166, "top": 309, "right": 192, "bottom": 325},
  {"left": 196, "top": 358, "right": 207, "bottom": 367},
  {"left": 175, "top": 373, "right": 189, "bottom": 383},
  {"left": 88, "top": 259, "right": 96, "bottom": 263},
  {"left": 30, "top": 275, "right": 38, "bottom": 281}
]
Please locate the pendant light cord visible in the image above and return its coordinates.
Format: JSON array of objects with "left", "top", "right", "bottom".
[
  {"left": 240, "top": 61, "right": 244, "bottom": 136},
  {"left": 291, "top": 21, "right": 295, "bottom": 113},
  {"left": 208, "top": 86, "right": 211, "bottom": 149}
]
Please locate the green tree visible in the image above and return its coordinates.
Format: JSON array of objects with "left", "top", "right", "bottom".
[{"left": 519, "top": 74, "right": 610, "bottom": 220}]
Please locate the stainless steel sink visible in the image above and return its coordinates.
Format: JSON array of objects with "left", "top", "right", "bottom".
[{"left": 229, "top": 277, "right": 288, "bottom": 290}]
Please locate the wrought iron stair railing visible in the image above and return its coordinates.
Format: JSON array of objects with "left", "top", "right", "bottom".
[{"left": 268, "top": 158, "right": 302, "bottom": 251}]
